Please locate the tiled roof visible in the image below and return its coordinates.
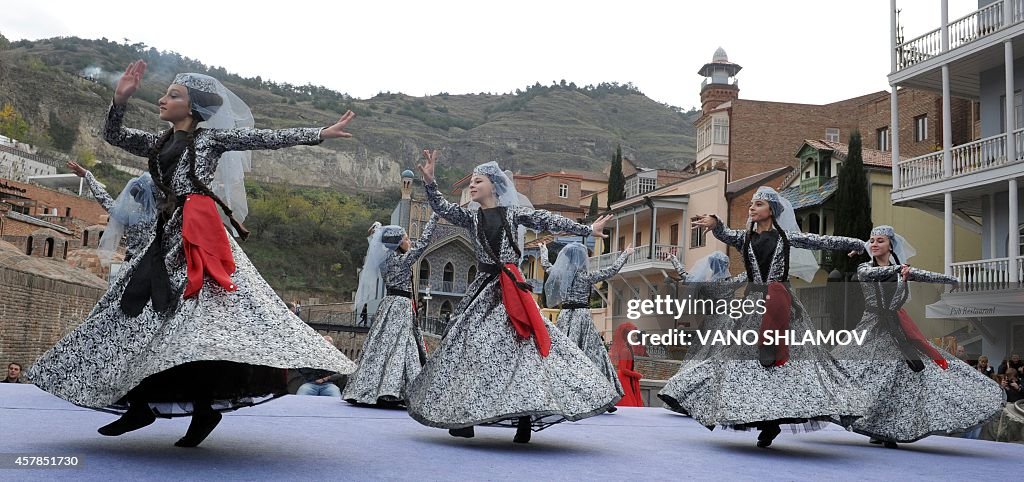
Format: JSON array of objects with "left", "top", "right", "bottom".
[{"left": 777, "top": 176, "right": 839, "bottom": 210}]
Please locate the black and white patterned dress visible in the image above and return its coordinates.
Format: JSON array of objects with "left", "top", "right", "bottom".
[
  {"left": 662, "top": 221, "right": 870, "bottom": 431},
  {"left": 658, "top": 255, "right": 747, "bottom": 413},
  {"left": 831, "top": 263, "right": 1004, "bottom": 442},
  {"left": 539, "top": 244, "right": 628, "bottom": 397},
  {"left": 28, "top": 103, "right": 355, "bottom": 416},
  {"left": 343, "top": 216, "right": 437, "bottom": 405},
  {"left": 405, "top": 181, "right": 619, "bottom": 431},
  {"left": 83, "top": 171, "right": 154, "bottom": 260}
]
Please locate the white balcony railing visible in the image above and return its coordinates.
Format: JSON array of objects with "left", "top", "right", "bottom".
[
  {"left": 896, "top": 130, "right": 1022, "bottom": 191},
  {"left": 950, "top": 256, "right": 1024, "bottom": 292},
  {"left": 896, "top": 0, "right": 1013, "bottom": 71},
  {"left": 588, "top": 244, "right": 680, "bottom": 271},
  {"left": 896, "top": 151, "right": 944, "bottom": 190}
]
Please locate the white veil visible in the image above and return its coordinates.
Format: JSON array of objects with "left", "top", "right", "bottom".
[
  {"left": 543, "top": 242, "right": 589, "bottom": 307},
  {"left": 751, "top": 186, "right": 819, "bottom": 283},
  {"left": 868, "top": 225, "right": 917, "bottom": 265},
  {"left": 172, "top": 73, "right": 254, "bottom": 231},
  {"left": 470, "top": 161, "right": 534, "bottom": 258}
]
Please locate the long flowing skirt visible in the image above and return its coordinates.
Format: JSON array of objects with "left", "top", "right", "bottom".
[
  {"left": 342, "top": 295, "right": 426, "bottom": 405},
  {"left": 406, "top": 276, "right": 620, "bottom": 431},
  {"left": 555, "top": 307, "right": 623, "bottom": 397},
  {"left": 28, "top": 215, "right": 355, "bottom": 417}
]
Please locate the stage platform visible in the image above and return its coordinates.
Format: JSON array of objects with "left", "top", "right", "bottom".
[{"left": 2, "top": 383, "right": 1020, "bottom": 481}]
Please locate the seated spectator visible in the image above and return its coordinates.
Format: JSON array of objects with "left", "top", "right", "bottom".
[
  {"left": 1002, "top": 369, "right": 1024, "bottom": 403},
  {"left": 2, "top": 362, "right": 22, "bottom": 383},
  {"left": 977, "top": 356, "right": 995, "bottom": 379},
  {"left": 296, "top": 336, "right": 345, "bottom": 397},
  {"left": 998, "top": 353, "right": 1023, "bottom": 375}
]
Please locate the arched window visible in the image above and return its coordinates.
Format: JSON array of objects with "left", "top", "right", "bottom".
[
  {"left": 83, "top": 230, "right": 90, "bottom": 247},
  {"left": 26, "top": 236, "right": 34, "bottom": 256},
  {"left": 440, "top": 300, "right": 453, "bottom": 319},
  {"left": 808, "top": 213, "right": 821, "bottom": 235},
  {"left": 443, "top": 262, "right": 454, "bottom": 291},
  {"left": 467, "top": 265, "right": 477, "bottom": 284},
  {"left": 45, "top": 238, "right": 55, "bottom": 257},
  {"left": 62, "top": 242, "right": 68, "bottom": 259},
  {"left": 419, "top": 260, "right": 430, "bottom": 285}
]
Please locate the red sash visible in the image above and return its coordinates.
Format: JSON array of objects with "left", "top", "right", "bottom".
[
  {"left": 759, "top": 282, "right": 792, "bottom": 367},
  {"left": 897, "top": 308, "right": 948, "bottom": 369},
  {"left": 182, "top": 194, "right": 237, "bottom": 298},
  {"left": 498, "top": 263, "right": 551, "bottom": 357}
]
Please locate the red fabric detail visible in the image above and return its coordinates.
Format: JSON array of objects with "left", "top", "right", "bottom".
[
  {"left": 182, "top": 194, "right": 236, "bottom": 298},
  {"left": 616, "top": 359, "right": 644, "bottom": 406},
  {"left": 897, "top": 308, "right": 948, "bottom": 370},
  {"left": 498, "top": 263, "right": 551, "bottom": 357},
  {"left": 759, "top": 282, "right": 792, "bottom": 367}
]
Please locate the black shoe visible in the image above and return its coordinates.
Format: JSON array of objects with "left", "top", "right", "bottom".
[
  {"left": 174, "top": 410, "right": 222, "bottom": 448},
  {"left": 869, "top": 438, "right": 883, "bottom": 445},
  {"left": 513, "top": 416, "right": 532, "bottom": 444},
  {"left": 883, "top": 441, "right": 899, "bottom": 449},
  {"left": 758, "top": 345, "right": 776, "bottom": 369},
  {"left": 448, "top": 426, "right": 475, "bottom": 438},
  {"left": 607, "top": 406, "right": 618, "bottom": 413},
  {"left": 756, "top": 424, "right": 782, "bottom": 448},
  {"left": 97, "top": 403, "right": 156, "bottom": 436}
]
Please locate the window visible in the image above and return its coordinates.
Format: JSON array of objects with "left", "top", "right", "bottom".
[
  {"left": 618, "top": 236, "right": 625, "bottom": 251},
  {"left": 558, "top": 183, "right": 569, "bottom": 198},
  {"left": 825, "top": 128, "right": 840, "bottom": 143},
  {"left": 808, "top": 213, "right": 821, "bottom": 235},
  {"left": 45, "top": 238, "right": 55, "bottom": 257},
  {"left": 65, "top": 207, "right": 71, "bottom": 217},
  {"left": 26, "top": 236, "right": 33, "bottom": 256},
  {"left": 690, "top": 216, "right": 707, "bottom": 248},
  {"left": 83, "top": 230, "right": 89, "bottom": 247},
  {"left": 914, "top": 115, "right": 928, "bottom": 142},
  {"left": 712, "top": 118, "right": 729, "bottom": 144},
  {"left": 635, "top": 232, "right": 643, "bottom": 247},
  {"left": 419, "top": 260, "right": 430, "bottom": 285},
  {"left": 443, "top": 262, "right": 454, "bottom": 283},
  {"left": 670, "top": 223, "right": 679, "bottom": 246},
  {"left": 467, "top": 265, "right": 477, "bottom": 284},
  {"left": 877, "top": 126, "right": 890, "bottom": 151},
  {"left": 440, "top": 301, "right": 453, "bottom": 319}
]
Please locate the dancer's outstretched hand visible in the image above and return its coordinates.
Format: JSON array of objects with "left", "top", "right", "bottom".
[
  {"left": 321, "top": 111, "right": 356, "bottom": 139},
  {"left": 623, "top": 244, "right": 634, "bottom": 256},
  {"left": 114, "top": 60, "right": 146, "bottom": 106},
  {"left": 66, "top": 161, "right": 87, "bottom": 177},
  {"left": 418, "top": 149, "right": 439, "bottom": 184},
  {"left": 590, "top": 214, "right": 613, "bottom": 238},
  {"left": 690, "top": 214, "right": 718, "bottom": 231}
]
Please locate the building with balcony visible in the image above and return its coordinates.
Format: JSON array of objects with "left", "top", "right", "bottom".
[{"left": 888, "top": 0, "right": 1024, "bottom": 362}]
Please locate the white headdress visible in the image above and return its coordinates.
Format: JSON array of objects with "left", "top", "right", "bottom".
[{"left": 750, "top": 186, "right": 818, "bottom": 282}]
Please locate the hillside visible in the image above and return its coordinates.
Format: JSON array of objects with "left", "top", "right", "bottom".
[{"left": 0, "top": 34, "right": 698, "bottom": 191}]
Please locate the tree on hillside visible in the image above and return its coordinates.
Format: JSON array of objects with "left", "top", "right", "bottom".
[
  {"left": 607, "top": 144, "right": 625, "bottom": 209},
  {"left": 0, "top": 103, "right": 30, "bottom": 141},
  {"left": 832, "top": 130, "right": 872, "bottom": 274}
]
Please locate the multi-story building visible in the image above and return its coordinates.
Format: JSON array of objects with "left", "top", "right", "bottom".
[{"left": 888, "top": 0, "right": 1024, "bottom": 362}]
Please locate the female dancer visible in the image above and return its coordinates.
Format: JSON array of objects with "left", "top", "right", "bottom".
[
  {"left": 406, "top": 150, "right": 620, "bottom": 443},
  {"left": 539, "top": 241, "right": 633, "bottom": 408},
  {"left": 67, "top": 160, "right": 156, "bottom": 264},
  {"left": 609, "top": 322, "right": 646, "bottom": 407},
  {"left": 681, "top": 186, "right": 869, "bottom": 448},
  {"left": 343, "top": 215, "right": 439, "bottom": 406},
  {"left": 832, "top": 225, "right": 1004, "bottom": 448},
  {"left": 29, "top": 61, "right": 356, "bottom": 447},
  {"left": 657, "top": 251, "right": 747, "bottom": 414}
]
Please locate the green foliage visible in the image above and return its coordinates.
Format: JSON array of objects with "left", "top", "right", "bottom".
[
  {"left": 587, "top": 195, "right": 599, "bottom": 220},
  {"left": 240, "top": 182, "right": 396, "bottom": 300},
  {"left": 396, "top": 100, "right": 475, "bottom": 131},
  {"left": 832, "top": 130, "right": 873, "bottom": 274},
  {"left": 0, "top": 103, "right": 29, "bottom": 140},
  {"left": 607, "top": 145, "right": 626, "bottom": 209},
  {"left": 47, "top": 111, "right": 78, "bottom": 152}
]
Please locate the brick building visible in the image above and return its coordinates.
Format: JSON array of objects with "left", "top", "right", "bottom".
[{"left": 0, "top": 240, "right": 106, "bottom": 373}]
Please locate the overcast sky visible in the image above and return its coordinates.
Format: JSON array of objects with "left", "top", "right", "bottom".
[{"left": 2, "top": 0, "right": 980, "bottom": 108}]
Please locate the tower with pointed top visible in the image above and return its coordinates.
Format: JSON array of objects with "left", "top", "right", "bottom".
[{"left": 694, "top": 47, "right": 741, "bottom": 173}]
